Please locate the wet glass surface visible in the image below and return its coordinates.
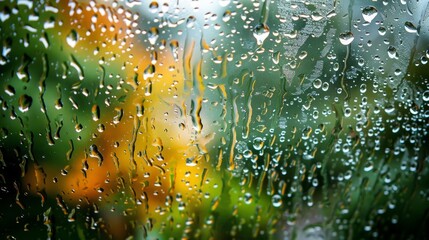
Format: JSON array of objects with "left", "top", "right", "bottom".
[{"left": 1, "top": 0, "right": 429, "bottom": 239}]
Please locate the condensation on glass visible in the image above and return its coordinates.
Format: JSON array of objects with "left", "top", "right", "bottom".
[{"left": 0, "top": 0, "right": 428, "bottom": 239}]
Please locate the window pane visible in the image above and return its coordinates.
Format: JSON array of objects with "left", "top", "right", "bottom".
[{"left": 1, "top": 0, "right": 428, "bottom": 239}]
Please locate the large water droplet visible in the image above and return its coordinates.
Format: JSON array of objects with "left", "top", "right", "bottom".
[
  {"left": 66, "top": 30, "right": 79, "bottom": 48},
  {"left": 253, "top": 137, "right": 264, "bottom": 150},
  {"left": 144, "top": 64, "right": 155, "bottom": 80},
  {"left": 313, "top": 79, "right": 322, "bottom": 89},
  {"left": 272, "top": 194, "right": 282, "bottom": 207},
  {"left": 378, "top": 26, "right": 387, "bottom": 36},
  {"left": 148, "top": 27, "right": 159, "bottom": 45},
  {"left": 149, "top": 1, "right": 159, "bottom": 13},
  {"left": 244, "top": 193, "right": 253, "bottom": 204},
  {"left": 18, "top": 94, "right": 32, "bottom": 112},
  {"left": 253, "top": 23, "right": 270, "bottom": 45},
  {"left": 186, "top": 16, "right": 196, "bottom": 28},
  {"left": 422, "top": 90, "right": 429, "bottom": 102},
  {"left": 387, "top": 46, "right": 398, "bottom": 59},
  {"left": 339, "top": 32, "right": 354, "bottom": 45},
  {"left": 170, "top": 40, "right": 179, "bottom": 62},
  {"left": 91, "top": 105, "right": 100, "bottom": 121},
  {"left": 404, "top": 21, "right": 417, "bottom": 33},
  {"left": 362, "top": 6, "right": 378, "bottom": 23},
  {"left": 223, "top": 10, "right": 231, "bottom": 22}
]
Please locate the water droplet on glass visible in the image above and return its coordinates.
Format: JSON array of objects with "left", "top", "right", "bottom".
[
  {"left": 253, "top": 23, "right": 270, "bottom": 45},
  {"left": 313, "top": 79, "right": 322, "bottom": 89},
  {"left": 253, "top": 137, "right": 264, "bottom": 150},
  {"left": 378, "top": 26, "right": 387, "bottom": 36},
  {"left": 339, "top": 32, "right": 354, "bottom": 45},
  {"left": 18, "top": 94, "right": 32, "bottom": 112},
  {"left": 387, "top": 46, "right": 398, "bottom": 59},
  {"left": 66, "top": 29, "right": 79, "bottom": 48},
  {"left": 5, "top": 85, "right": 15, "bottom": 96},
  {"left": 362, "top": 6, "right": 378, "bottom": 23},
  {"left": 144, "top": 64, "right": 155, "bottom": 80},
  {"left": 223, "top": 10, "right": 231, "bottom": 22},
  {"left": 271, "top": 51, "right": 280, "bottom": 64},
  {"left": 298, "top": 51, "right": 308, "bottom": 60},
  {"left": 243, "top": 149, "right": 253, "bottom": 158},
  {"left": 0, "top": 8, "right": 11, "bottom": 22},
  {"left": 385, "top": 105, "right": 395, "bottom": 114},
  {"left": 322, "top": 82, "right": 329, "bottom": 91},
  {"left": 148, "top": 27, "right": 159, "bottom": 45},
  {"left": 91, "top": 105, "right": 100, "bottom": 121},
  {"left": 89, "top": 144, "right": 103, "bottom": 166},
  {"left": 404, "top": 21, "right": 417, "bottom": 33},
  {"left": 186, "top": 16, "right": 196, "bottom": 28},
  {"left": 311, "top": 12, "right": 323, "bottom": 21},
  {"left": 149, "top": 1, "right": 159, "bottom": 13},
  {"left": 170, "top": 40, "right": 179, "bottom": 62},
  {"left": 360, "top": 83, "right": 367, "bottom": 93},
  {"left": 272, "top": 194, "right": 282, "bottom": 207},
  {"left": 113, "top": 108, "right": 123, "bottom": 124},
  {"left": 244, "top": 193, "right": 253, "bottom": 204},
  {"left": 422, "top": 90, "right": 429, "bottom": 102}
]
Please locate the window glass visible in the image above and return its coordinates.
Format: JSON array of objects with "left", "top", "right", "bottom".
[{"left": 1, "top": 0, "right": 428, "bottom": 239}]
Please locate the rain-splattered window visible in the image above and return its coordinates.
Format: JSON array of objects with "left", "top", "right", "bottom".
[{"left": 1, "top": 0, "right": 429, "bottom": 239}]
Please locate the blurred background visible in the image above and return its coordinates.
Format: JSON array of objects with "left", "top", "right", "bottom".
[{"left": 1, "top": 0, "right": 429, "bottom": 239}]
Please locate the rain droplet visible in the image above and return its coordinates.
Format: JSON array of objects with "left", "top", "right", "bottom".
[
  {"left": 113, "top": 108, "right": 123, "bottom": 124},
  {"left": 272, "top": 194, "right": 282, "bottom": 207},
  {"left": 422, "top": 90, "right": 429, "bottom": 102},
  {"left": 55, "top": 99, "right": 63, "bottom": 109},
  {"left": 170, "top": 40, "right": 179, "bottom": 62},
  {"left": 70, "top": 55, "right": 84, "bottom": 80},
  {"left": 384, "top": 105, "right": 395, "bottom": 114},
  {"left": 0, "top": 8, "right": 11, "bottom": 22},
  {"left": 339, "top": 32, "right": 354, "bottom": 45},
  {"left": 186, "top": 16, "right": 196, "bottom": 28},
  {"left": 313, "top": 79, "right": 322, "bottom": 89},
  {"left": 222, "top": 10, "right": 231, "bottom": 22},
  {"left": 144, "top": 64, "right": 155, "bottom": 80},
  {"left": 39, "top": 33, "right": 50, "bottom": 48},
  {"left": 364, "top": 161, "right": 374, "bottom": 172},
  {"left": 378, "top": 26, "right": 386, "bottom": 36},
  {"left": 91, "top": 105, "right": 100, "bottom": 121},
  {"left": 186, "top": 157, "right": 197, "bottom": 167},
  {"left": 148, "top": 27, "right": 159, "bottom": 45},
  {"left": 311, "top": 12, "right": 323, "bottom": 21},
  {"left": 362, "top": 6, "right": 378, "bottom": 23},
  {"left": 244, "top": 193, "right": 253, "bottom": 204},
  {"left": 387, "top": 46, "right": 398, "bottom": 59},
  {"left": 272, "top": 51, "right": 280, "bottom": 64},
  {"left": 150, "top": 50, "right": 158, "bottom": 64},
  {"left": 75, "top": 123, "right": 83, "bottom": 132},
  {"left": 149, "top": 1, "right": 159, "bottom": 13},
  {"left": 18, "top": 94, "right": 32, "bottom": 112},
  {"left": 253, "top": 23, "right": 270, "bottom": 45},
  {"left": 360, "top": 83, "right": 367, "bottom": 93},
  {"left": 404, "top": 21, "right": 417, "bottom": 33},
  {"left": 89, "top": 144, "right": 103, "bottom": 166},
  {"left": 4, "top": 85, "right": 15, "bottom": 96},
  {"left": 298, "top": 51, "right": 308, "bottom": 60},
  {"left": 253, "top": 137, "right": 264, "bottom": 150},
  {"left": 66, "top": 29, "right": 79, "bottom": 48},
  {"left": 322, "top": 82, "right": 329, "bottom": 91}
]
